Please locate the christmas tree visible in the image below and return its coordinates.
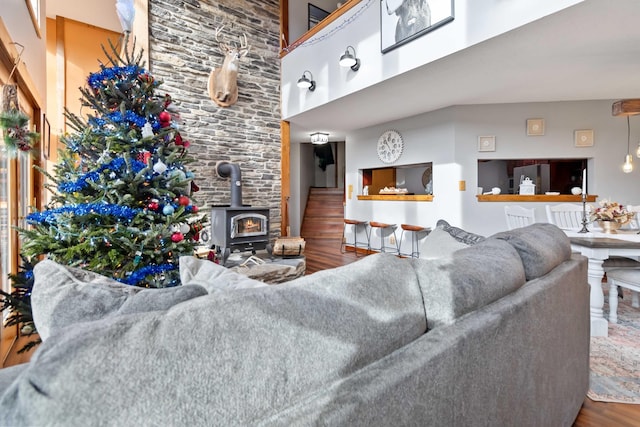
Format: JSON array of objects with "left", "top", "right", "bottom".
[{"left": 0, "top": 39, "right": 205, "bottom": 351}]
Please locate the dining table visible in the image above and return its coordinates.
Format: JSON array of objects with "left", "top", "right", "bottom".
[{"left": 564, "top": 227, "right": 640, "bottom": 337}]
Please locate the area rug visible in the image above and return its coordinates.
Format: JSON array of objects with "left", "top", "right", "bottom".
[{"left": 587, "top": 288, "right": 640, "bottom": 404}]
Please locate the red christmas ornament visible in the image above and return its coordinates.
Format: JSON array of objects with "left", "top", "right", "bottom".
[
  {"left": 191, "top": 205, "right": 199, "bottom": 213},
  {"left": 178, "top": 195, "right": 190, "bottom": 206},
  {"left": 159, "top": 111, "right": 171, "bottom": 127},
  {"left": 183, "top": 140, "right": 191, "bottom": 148},
  {"left": 174, "top": 134, "right": 183, "bottom": 146},
  {"left": 191, "top": 181, "right": 200, "bottom": 192},
  {"left": 148, "top": 201, "right": 159, "bottom": 210},
  {"left": 171, "top": 232, "right": 184, "bottom": 242}
]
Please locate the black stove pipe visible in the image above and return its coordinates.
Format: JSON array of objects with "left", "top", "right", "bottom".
[{"left": 215, "top": 161, "right": 243, "bottom": 208}]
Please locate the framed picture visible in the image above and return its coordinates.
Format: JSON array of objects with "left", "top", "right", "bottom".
[
  {"left": 574, "top": 129, "right": 594, "bottom": 147},
  {"left": 308, "top": 4, "right": 330, "bottom": 30},
  {"left": 526, "top": 118, "right": 545, "bottom": 136},
  {"left": 381, "top": 0, "right": 454, "bottom": 54},
  {"left": 478, "top": 136, "right": 495, "bottom": 152},
  {"left": 43, "top": 115, "right": 51, "bottom": 159}
]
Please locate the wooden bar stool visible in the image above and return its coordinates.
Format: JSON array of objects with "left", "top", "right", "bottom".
[
  {"left": 341, "top": 219, "right": 369, "bottom": 257},
  {"left": 368, "top": 221, "right": 398, "bottom": 254},
  {"left": 398, "top": 224, "right": 431, "bottom": 258}
]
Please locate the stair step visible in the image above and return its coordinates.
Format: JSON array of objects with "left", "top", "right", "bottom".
[{"left": 301, "top": 188, "right": 345, "bottom": 240}]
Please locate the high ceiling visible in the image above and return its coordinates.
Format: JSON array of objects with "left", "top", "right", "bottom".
[
  {"left": 47, "top": 1, "right": 640, "bottom": 143},
  {"left": 287, "top": 0, "right": 640, "bottom": 141}
]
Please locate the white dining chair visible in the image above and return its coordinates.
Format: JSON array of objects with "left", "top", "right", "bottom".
[
  {"left": 545, "top": 203, "right": 589, "bottom": 230},
  {"left": 504, "top": 205, "right": 536, "bottom": 230}
]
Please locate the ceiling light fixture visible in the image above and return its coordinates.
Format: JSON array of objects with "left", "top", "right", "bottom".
[
  {"left": 310, "top": 132, "right": 329, "bottom": 144},
  {"left": 297, "top": 70, "right": 316, "bottom": 91},
  {"left": 339, "top": 45, "right": 360, "bottom": 71},
  {"left": 623, "top": 115, "right": 633, "bottom": 173}
]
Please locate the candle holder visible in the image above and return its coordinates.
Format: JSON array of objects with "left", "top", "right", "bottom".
[{"left": 578, "top": 192, "right": 590, "bottom": 233}]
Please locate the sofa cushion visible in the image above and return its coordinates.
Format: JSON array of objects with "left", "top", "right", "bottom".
[
  {"left": 420, "top": 220, "right": 485, "bottom": 259},
  {"left": 492, "top": 223, "right": 571, "bottom": 280},
  {"left": 0, "top": 253, "right": 427, "bottom": 426},
  {"left": 411, "top": 238, "right": 526, "bottom": 329},
  {"left": 31, "top": 260, "right": 208, "bottom": 341},
  {"left": 179, "top": 256, "right": 269, "bottom": 293}
]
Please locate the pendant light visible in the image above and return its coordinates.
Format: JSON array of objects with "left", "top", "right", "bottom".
[{"left": 623, "top": 115, "right": 633, "bottom": 173}]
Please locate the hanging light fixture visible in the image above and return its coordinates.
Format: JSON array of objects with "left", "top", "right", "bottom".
[
  {"left": 623, "top": 115, "right": 633, "bottom": 173},
  {"left": 310, "top": 132, "right": 329, "bottom": 144}
]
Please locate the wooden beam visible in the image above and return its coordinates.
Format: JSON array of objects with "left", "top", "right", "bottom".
[
  {"left": 281, "top": 120, "right": 290, "bottom": 236},
  {"left": 612, "top": 99, "right": 640, "bottom": 116}
]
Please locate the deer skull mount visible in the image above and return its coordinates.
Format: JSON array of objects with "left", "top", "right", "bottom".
[{"left": 207, "top": 26, "right": 250, "bottom": 108}]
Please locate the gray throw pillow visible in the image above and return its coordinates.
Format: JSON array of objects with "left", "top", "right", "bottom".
[
  {"left": 419, "top": 227, "right": 469, "bottom": 259},
  {"left": 436, "top": 219, "right": 486, "bottom": 245},
  {"left": 179, "top": 256, "right": 269, "bottom": 293},
  {"left": 31, "top": 260, "right": 207, "bottom": 341}
]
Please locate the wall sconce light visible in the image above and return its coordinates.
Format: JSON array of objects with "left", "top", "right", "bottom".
[
  {"left": 623, "top": 116, "right": 633, "bottom": 173},
  {"left": 297, "top": 70, "right": 316, "bottom": 91},
  {"left": 310, "top": 132, "right": 329, "bottom": 144},
  {"left": 339, "top": 45, "right": 360, "bottom": 71}
]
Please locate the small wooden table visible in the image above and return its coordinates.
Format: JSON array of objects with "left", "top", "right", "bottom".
[{"left": 567, "top": 230, "right": 640, "bottom": 337}]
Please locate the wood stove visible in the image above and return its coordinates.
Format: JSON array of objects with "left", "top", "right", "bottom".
[{"left": 210, "top": 162, "right": 270, "bottom": 265}]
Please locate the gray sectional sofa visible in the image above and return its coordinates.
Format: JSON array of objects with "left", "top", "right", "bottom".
[{"left": 0, "top": 223, "right": 590, "bottom": 426}]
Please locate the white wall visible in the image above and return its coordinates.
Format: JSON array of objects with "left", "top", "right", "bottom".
[
  {"left": 343, "top": 99, "right": 640, "bottom": 237},
  {"left": 281, "top": 0, "right": 582, "bottom": 120},
  {"left": 2, "top": 0, "right": 47, "bottom": 105}
]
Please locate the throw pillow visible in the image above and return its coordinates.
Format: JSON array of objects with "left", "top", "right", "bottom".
[
  {"left": 435, "top": 219, "right": 486, "bottom": 245},
  {"left": 419, "top": 220, "right": 486, "bottom": 259},
  {"left": 31, "top": 260, "right": 207, "bottom": 341},
  {"left": 179, "top": 256, "right": 269, "bottom": 293}
]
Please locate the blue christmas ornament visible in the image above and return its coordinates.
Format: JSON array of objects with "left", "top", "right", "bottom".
[{"left": 163, "top": 205, "right": 175, "bottom": 215}]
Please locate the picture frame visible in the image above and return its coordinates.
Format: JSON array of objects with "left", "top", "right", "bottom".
[
  {"left": 526, "top": 118, "right": 545, "bottom": 136},
  {"left": 308, "top": 4, "right": 330, "bottom": 30},
  {"left": 477, "top": 136, "right": 495, "bottom": 152},
  {"left": 574, "top": 129, "right": 594, "bottom": 147},
  {"left": 381, "top": 0, "right": 454, "bottom": 54}
]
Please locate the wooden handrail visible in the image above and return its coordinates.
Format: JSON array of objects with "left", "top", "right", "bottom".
[{"left": 280, "top": 0, "right": 363, "bottom": 58}]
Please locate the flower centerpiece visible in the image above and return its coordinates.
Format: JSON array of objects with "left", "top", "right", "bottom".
[{"left": 589, "top": 200, "right": 635, "bottom": 233}]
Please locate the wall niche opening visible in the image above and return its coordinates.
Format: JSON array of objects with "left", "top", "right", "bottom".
[
  {"left": 478, "top": 158, "right": 587, "bottom": 195},
  {"left": 362, "top": 163, "right": 432, "bottom": 195}
]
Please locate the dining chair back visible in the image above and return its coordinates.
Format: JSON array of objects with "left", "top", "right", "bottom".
[
  {"left": 545, "top": 203, "right": 588, "bottom": 230},
  {"left": 504, "top": 205, "right": 536, "bottom": 230}
]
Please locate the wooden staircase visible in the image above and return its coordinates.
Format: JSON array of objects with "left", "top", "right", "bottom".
[{"left": 300, "top": 187, "right": 344, "bottom": 240}]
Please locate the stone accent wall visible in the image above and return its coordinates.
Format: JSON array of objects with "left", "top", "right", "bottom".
[{"left": 148, "top": 0, "right": 282, "bottom": 236}]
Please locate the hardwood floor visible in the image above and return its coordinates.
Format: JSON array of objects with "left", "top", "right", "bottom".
[{"left": 303, "top": 237, "right": 640, "bottom": 427}]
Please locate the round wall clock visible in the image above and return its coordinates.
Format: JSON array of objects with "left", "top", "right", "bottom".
[{"left": 377, "top": 130, "right": 404, "bottom": 163}]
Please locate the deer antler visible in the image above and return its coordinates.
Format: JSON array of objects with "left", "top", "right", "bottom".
[
  {"left": 239, "top": 33, "right": 250, "bottom": 51},
  {"left": 214, "top": 25, "right": 226, "bottom": 44}
]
